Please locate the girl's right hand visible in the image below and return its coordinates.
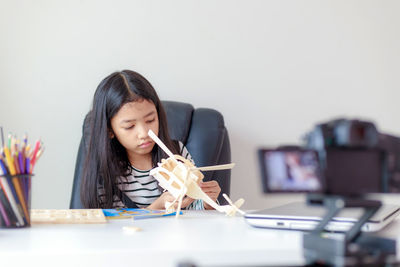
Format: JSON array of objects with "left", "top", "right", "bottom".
[{"left": 147, "top": 192, "right": 194, "bottom": 210}]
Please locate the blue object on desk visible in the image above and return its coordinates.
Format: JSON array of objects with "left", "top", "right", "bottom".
[{"left": 102, "top": 208, "right": 182, "bottom": 220}]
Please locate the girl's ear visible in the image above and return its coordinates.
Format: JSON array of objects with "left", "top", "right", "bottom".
[{"left": 109, "top": 130, "right": 115, "bottom": 139}]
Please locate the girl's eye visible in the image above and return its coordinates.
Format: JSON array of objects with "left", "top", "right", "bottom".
[
  {"left": 146, "top": 119, "right": 155, "bottom": 124},
  {"left": 125, "top": 125, "right": 135, "bottom": 130}
]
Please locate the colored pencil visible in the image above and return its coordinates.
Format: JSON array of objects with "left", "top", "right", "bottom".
[
  {"left": 3, "top": 147, "right": 16, "bottom": 175},
  {"left": 0, "top": 127, "right": 4, "bottom": 148},
  {"left": 30, "top": 140, "right": 41, "bottom": 167}
]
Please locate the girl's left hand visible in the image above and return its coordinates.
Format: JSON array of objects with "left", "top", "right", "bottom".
[{"left": 200, "top": 180, "right": 221, "bottom": 210}]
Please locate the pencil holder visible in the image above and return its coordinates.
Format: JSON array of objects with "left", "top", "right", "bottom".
[{"left": 0, "top": 174, "right": 32, "bottom": 228}]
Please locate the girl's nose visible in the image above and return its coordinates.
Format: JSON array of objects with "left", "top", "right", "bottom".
[{"left": 137, "top": 124, "right": 148, "bottom": 139}]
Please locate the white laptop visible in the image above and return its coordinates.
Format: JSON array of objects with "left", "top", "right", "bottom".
[{"left": 244, "top": 201, "right": 400, "bottom": 232}]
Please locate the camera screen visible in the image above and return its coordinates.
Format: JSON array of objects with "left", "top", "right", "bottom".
[{"left": 258, "top": 149, "right": 323, "bottom": 193}]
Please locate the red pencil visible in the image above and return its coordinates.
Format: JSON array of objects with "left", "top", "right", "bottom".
[{"left": 30, "top": 140, "right": 41, "bottom": 166}]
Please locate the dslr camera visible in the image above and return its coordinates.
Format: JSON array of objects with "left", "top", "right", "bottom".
[{"left": 258, "top": 118, "right": 400, "bottom": 195}]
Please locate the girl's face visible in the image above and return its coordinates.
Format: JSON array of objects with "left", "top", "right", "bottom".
[{"left": 110, "top": 99, "right": 159, "bottom": 160}]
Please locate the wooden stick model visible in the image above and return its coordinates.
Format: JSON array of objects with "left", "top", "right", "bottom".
[{"left": 148, "top": 130, "right": 245, "bottom": 217}]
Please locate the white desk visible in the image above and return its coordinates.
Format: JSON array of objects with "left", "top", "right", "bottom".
[
  {"left": 0, "top": 210, "right": 399, "bottom": 267},
  {"left": 0, "top": 210, "right": 304, "bottom": 267}
]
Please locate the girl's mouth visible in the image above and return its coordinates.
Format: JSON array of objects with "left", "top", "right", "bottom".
[{"left": 139, "top": 141, "right": 152, "bottom": 148}]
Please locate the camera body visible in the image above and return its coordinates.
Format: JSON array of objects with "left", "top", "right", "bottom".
[
  {"left": 305, "top": 118, "right": 379, "bottom": 150},
  {"left": 258, "top": 118, "right": 400, "bottom": 195}
]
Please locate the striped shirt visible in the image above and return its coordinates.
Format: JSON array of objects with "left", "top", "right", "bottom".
[{"left": 100, "top": 142, "right": 204, "bottom": 210}]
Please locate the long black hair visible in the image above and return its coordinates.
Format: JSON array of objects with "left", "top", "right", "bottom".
[{"left": 81, "top": 70, "right": 180, "bottom": 208}]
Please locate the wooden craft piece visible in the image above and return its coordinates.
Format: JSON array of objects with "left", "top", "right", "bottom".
[
  {"left": 148, "top": 130, "right": 245, "bottom": 217},
  {"left": 30, "top": 209, "right": 107, "bottom": 224},
  {"left": 123, "top": 226, "right": 142, "bottom": 233}
]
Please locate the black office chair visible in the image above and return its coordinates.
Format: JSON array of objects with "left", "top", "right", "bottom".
[{"left": 70, "top": 101, "right": 232, "bottom": 208}]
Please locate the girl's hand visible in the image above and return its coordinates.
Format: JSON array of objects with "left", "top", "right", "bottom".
[
  {"left": 200, "top": 180, "right": 221, "bottom": 210},
  {"left": 147, "top": 192, "right": 194, "bottom": 210}
]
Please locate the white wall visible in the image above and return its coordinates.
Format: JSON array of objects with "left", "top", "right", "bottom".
[{"left": 0, "top": 0, "right": 399, "bottom": 209}]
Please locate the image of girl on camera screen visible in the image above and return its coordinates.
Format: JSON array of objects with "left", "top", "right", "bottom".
[{"left": 266, "top": 151, "right": 321, "bottom": 191}]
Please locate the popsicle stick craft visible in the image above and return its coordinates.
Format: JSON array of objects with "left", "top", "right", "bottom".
[
  {"left": 148, "top": 130, "right": 245, "bottom": 217},
  {"left": 30, "top": 209, "right": 106, "bottom": 224}
]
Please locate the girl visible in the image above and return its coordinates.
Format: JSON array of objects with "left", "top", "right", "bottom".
[{"left": 81, "top": 70, "right": 221, "bottom": 210}]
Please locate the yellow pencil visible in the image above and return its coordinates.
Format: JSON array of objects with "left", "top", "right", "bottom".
[{"left": 3, "top": 147, "right": 16, "bottom": 175}]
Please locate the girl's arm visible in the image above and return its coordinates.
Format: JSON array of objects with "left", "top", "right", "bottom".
[
  {"left": 147, "top": 191, "right": 194, "bottom": 210},
  {"left": 199, "top": 180, "right": 221, "bottom": 210}
]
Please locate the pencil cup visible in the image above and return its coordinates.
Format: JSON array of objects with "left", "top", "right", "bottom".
[{"left": 0, "top": 174, "right": 32, "bottom": 228}]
